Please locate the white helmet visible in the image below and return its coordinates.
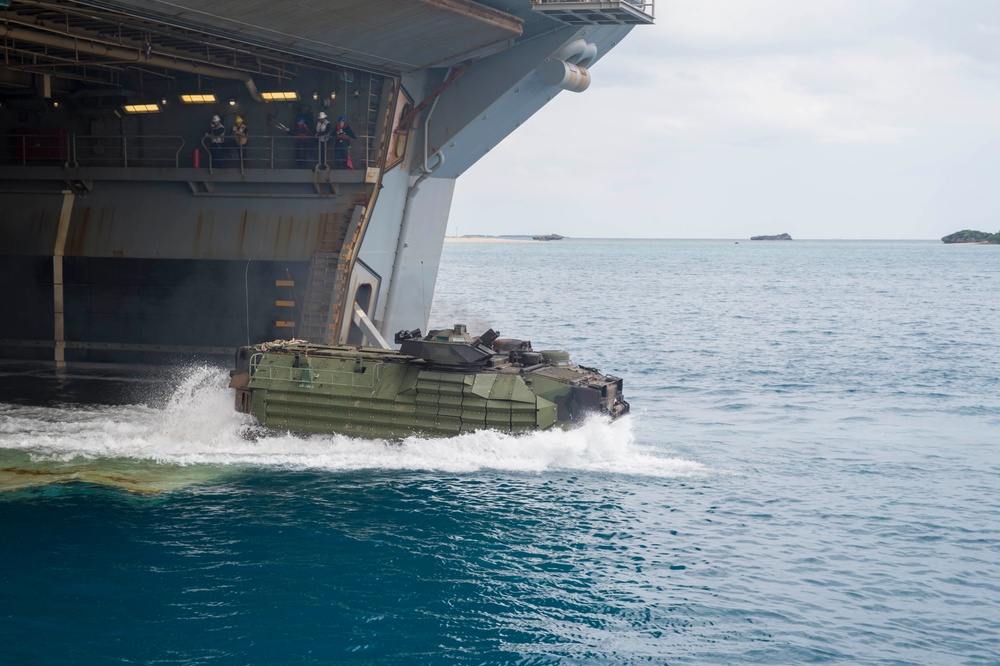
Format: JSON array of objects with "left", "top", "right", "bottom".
[
  {"left": 211, "top": 115, "right": 220, "bottom": 122},
  {"left": 318, "top": 112, "right": 327, "bottom": 119}
]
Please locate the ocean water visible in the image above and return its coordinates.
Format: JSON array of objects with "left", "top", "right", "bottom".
[{"left": 2, "top": 239, "right": 999, "bottom": 665}]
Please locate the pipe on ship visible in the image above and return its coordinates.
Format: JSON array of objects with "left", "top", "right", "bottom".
[{"left": 0, "top": 23, "right": 265, "bottom": 101}]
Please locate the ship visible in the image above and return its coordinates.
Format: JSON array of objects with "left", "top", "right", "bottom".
[
  {"left": 230, "top": 324, "right": 629, "bottom": 439},
  {"left": 532, "top": 234, "right": 565, "bottom": 241},
  {"left": 0, "top": 0, "right": 654, "bottom": 370}
]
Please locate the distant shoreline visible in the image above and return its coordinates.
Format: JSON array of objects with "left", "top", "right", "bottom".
[
  {"left": 443, "top": 237, "right": 948, "bottom": 242},
  {"left": 444, "top": 236, "right": 534, "bottom": 243}
]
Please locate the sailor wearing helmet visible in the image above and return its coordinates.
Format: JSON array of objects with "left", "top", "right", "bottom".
[
  {"left": 204, "top": 114, "right": 227, "bottom": 166},
  {"left": 280, "top": 116, "right": 312, "bottom": 167},
  {"left": 333, "top": 115, "right": 357, "bottom": 169},
  {"left": 231, "top": 115, "right": 248, "bottom": 165},
  {"left": 315, "top": 111, "right": 332, "bottom": 166}
]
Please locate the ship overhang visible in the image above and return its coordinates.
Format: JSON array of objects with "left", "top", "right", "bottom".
[
  {"left": 0, "top": 0, "right": 651, "bottom": 368},
  {"left": 53, "top": 0, "right": 526, "bottom": 74}
]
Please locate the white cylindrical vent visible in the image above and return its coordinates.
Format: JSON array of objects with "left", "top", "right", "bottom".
[
  {"left": 578, "top": 43, "right": 599, "bottom": 68},
  {"left": 537, "top": 59, "right": 591, "bottom": 93},
  {"left": 555, "top": 39, "right": 598, "bottom": 68},
  {"left": 557, "top": 39, "right": 589, "bottom": 64}
]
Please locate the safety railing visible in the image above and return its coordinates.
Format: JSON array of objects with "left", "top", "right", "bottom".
[
  {"left": 249, "top": 353, "right": 384, "bottom": 390},
  {"left": 1, "top": 132, "right": 367, "bottom": 173},
  {"left": 2, "top": 130, "right": 71, "bottom": 167},
  {"left": 534, "top": 0, "right": 653, "bottom": 9},
  {"left": 69, "top": 134, "right": 186, "bottom": 168},
  {"left": 198, "top": 134, "right": 366, "bottom": 173},
  {"left": 531, "top": 0, "right": 655, "bottom": 21},
  {"left": 624, "top": 0, "right": 654, "bottom": 13}
]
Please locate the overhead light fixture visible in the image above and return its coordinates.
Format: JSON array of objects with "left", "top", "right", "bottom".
[
  {"left": 122, "top": 103, "right": 162, "bottom": 114},
  {"left": 179, "top": 93, "right": 217, "bottom": 104},
  {"left": 161, "top": 97, "right": 168, "bottom": 106},
  {"left": 330, "top": 91, "right": 337, "bottom": 100},
  {"left": 312, "top": 91, "right": 319, "bottom": 101},
  {"left": 52, "top": 101, "right": 60, "bottom": 108},
  {"left": 261, "top": 91, "right": 299, "bottom": 102},
  {"left": 228, "top": 98, "right": 237, "bottom": 106}
]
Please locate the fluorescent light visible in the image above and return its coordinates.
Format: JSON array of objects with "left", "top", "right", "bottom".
[
  {"left": 123, "top": 103, "right": 162, "bottom": 114},
  {"left": 179, "top": 93, "right": 217, "bottom": 104},
  {"left": 261, "top": 91, "right": 299, "bottom": 101}
]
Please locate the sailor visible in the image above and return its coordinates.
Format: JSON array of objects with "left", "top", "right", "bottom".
[
  {"left": 315, "top": 111, "right": 332, "bottom": 167},
  {"left": 282, "top": 117, "right": 311, "bottom": 167},
  {"left": 333, "top": 115, "right": 357, "bottom": 169},
  {"left": 205, "top": 114, "right": 226, "bottom": 166},
  {"left": 231, "top": 115, "right": 248, "bottom": 165}
]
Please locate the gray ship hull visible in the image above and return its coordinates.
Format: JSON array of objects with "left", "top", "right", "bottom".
[{"left": 1, "top": 0, "right": 652, "bottom": 369}]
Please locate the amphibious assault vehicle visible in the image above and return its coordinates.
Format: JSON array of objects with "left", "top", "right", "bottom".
[{"left": 229, "top": 325, "right": 628, "bottom": 439}]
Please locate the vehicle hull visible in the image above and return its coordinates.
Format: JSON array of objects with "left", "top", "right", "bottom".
[{"left": 231, "top": 337, "right": 628, "bottom": 439}]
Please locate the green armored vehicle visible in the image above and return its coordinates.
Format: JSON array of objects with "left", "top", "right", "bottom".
[{"left": 229, "top": 324, "right": 629, "bottom": 439}]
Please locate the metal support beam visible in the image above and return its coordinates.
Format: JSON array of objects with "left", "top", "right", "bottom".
[
  {"left": 52, "top": 189, "right": 74, "bottom": 369},
  {"left": 398, "top": 62, "right": 471, "bottom": 130},
  {"left": 353, "top": 302, "right": 391, "bottom": 349}
]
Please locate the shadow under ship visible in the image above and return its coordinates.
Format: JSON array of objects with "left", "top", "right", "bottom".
[{"left": 0, "top": 0, "right": 653, "bottom": 370}]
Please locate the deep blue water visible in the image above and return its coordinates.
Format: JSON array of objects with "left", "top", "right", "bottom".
[{"left": 2, "top": 239, "right": 999, "bottom": 665}]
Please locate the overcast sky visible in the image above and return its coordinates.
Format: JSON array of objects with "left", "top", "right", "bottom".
[{"left": 448, "top": 0, "right": 1000, "bottom": 239}]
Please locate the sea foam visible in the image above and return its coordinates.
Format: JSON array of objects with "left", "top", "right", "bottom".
[{"left": 0, "top": 366, "right": 702, "bottom": 492}]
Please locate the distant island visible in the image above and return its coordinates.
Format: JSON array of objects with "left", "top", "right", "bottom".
[
  {"left": 750, "top": 233, "right": 792, "bottom": 241},
  {"left": 941, "top": 230, "right": 1000, "bottom": 244},
  {"left": 445, "top": 236, "right": 532, "bottom": 244}
]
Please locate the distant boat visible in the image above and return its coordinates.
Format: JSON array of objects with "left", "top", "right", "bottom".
[
  {"left": 533, "top": 234, "right": 564, "bottom": 241},
  {"left": 750, "top": 233, "right": 793, "bottom": 241}
]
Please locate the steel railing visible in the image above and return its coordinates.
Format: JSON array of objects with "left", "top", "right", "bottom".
[
  {"left": 532, "top": 0, "right": 655, "bottom": 19},
  {"left": 1, "top": 132, "right": 368, "bottom": 173},
  {"left": 69, "top": 134, "right": 186, "bottom": 168},
  {"left": 3, "top": 131, "right": 72, "bottom": 167},
  {"left": 249, "top": 353, "right": 384, "bottom": 389},
  {"left": 200, "top": 134, "right": 355, "bottom": 173}
]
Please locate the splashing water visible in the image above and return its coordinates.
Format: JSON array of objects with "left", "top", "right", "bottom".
[{"left": 0, "top": 366, "right": 701, "bottom": 493}]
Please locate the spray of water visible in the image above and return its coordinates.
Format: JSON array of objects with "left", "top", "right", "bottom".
[{"left": 0, "top": 367, "right": 703, "bottom": 492}]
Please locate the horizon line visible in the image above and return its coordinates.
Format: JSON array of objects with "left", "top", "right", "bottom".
[{"left": 444, "top": 235, "right": 954, "bottom": 242}]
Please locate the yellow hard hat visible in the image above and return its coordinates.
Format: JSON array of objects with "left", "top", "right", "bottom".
[{"left": 235, "top": 116, "right": 243, "bottom": 123}]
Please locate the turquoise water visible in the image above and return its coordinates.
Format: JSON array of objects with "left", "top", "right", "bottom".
[{"left": 2, "top": 239, "right": 999, "bottom": 664}]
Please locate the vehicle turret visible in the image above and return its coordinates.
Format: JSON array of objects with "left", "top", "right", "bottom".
[{"left": 395, "top": 324, "right": 500, "bottom": 369}]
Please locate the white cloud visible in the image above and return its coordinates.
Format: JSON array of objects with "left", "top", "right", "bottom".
[
  {"left": 450, "top": 1, "right": 1000, "bottom": 239},
  {"left": 606, "top": 35, "right": 998, "bottom": 145},
  {"left": 655, "top": 0, "right": 907, "bottom": 48}
]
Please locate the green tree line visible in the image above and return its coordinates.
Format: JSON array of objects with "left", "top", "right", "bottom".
[{"left": 941, "top": 230, "right": 1000, "bottom": 244}]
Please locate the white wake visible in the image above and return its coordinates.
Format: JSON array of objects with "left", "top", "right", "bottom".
[{"left": 0, "top": 366, "right": 703, "bottom": 491}]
